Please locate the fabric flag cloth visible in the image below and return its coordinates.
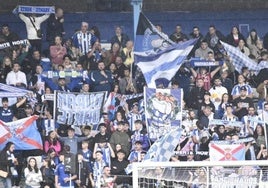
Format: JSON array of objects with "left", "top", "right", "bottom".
[
  {"left": 134, "top": 12, "right": 175, "bottom": 53},
  {"left": 0, "top": 116, "right": 43, "bottom": 150},
  {"left": 135, "top": 39, "right": 196, "bottom": 88},
  {"left": 220, "top": 40, "right": 259, "bottom": 74},
  {"left": 209, "top": 143, "right": 245, "bottom": 161},
  {"left": 144, "top": 88, "right": 183, "bottom": 141},
  {"left": 143, "top": 127, "right": 182, "bottom": 162}
]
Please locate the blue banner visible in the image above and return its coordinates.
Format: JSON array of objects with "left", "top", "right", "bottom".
[{"left": 16, "top": 5, "right": 55, "bottom": 14}]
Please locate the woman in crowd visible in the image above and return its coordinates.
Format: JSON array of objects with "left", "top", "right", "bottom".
[
  {"left": 40, "top": 157, "right": 55, "bottom": 188},
  {"left": 246, "top": 29, "right": 260, "bottom": 55},
  {"left": 110, "top": 110, "right": 127, "bottom": 132},
  {"left": 44, "top": 131, "right": 62, "bottom": 156},
  {"left": 0, "top": 142, "right": 18, "bottom": 188},
  {"left": 218, "top": 93, "right": 230, "bottom": 119},
  {"left": 24, "top": 157, "right": 43, "bottom": 188},
  {"left": 226, "top": 26, "right": 245, "bottom": 47}
]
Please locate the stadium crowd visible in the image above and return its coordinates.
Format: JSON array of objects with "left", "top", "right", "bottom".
[{"left": 0, "top": 6, "right": 268, "bottom": 188}]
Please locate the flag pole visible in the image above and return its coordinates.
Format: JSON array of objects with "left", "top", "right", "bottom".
[{"left": 131, "top": 0, "right": 143, "bottom": 40}]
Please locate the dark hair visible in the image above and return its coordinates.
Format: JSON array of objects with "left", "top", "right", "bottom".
[
  {"left": 27, "top": 157, "right": 39, "bottom": 173},
  {"left": 46, "top": 131, "right": 58, "bottom": 146},
  {"left": 3, "top": 142, "right": 14, "bottom": 151}
]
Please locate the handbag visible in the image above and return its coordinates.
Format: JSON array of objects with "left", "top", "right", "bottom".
[
  {"left": 0, "top": 170, "right": 8, "bottom": 178},
  {"left": 29, "top": 17, "right": 43, "bottom": 38}
]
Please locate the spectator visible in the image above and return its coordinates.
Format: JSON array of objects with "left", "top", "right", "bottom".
[
  {"left": 119, "top": 67, "right": 137, "bottom": 94},
  {"left": 1, "top": 24, "right": 20, "bottom": 43},
  {"left": 49, "top": 36, "right": 67, "bottom": 69},
  {"left": 79, "top": 125, "right": 95, "bottom": 151},
  {"left": 169, "top": 24, "right": 188, "bottom": 43},
  {"left": 62, "top": 54, "right": 75, "bottom": 71},
  {"left": 226, "top": 26, "right": 245, "bottom": 47},
  {"left": 111, "top": 149, "right": 130, "bottom": 186},
  {"left": 241, "top": 106, "right": 261, "bottom": 137},
  {"left": 90, "top": 61, "right": 114, "bottom": 92},
  {"left": 217, "top": 93, "right": 231, "bottom": 119},
  {"left": 94, "top": 123, "right": 111, "bottom": 144},
  {"left": 199, "top": 105, "right": 216, "bottom": 129},
  {"left": 19, "top": 13, "right": 50, "bottom": 52},
  {"left": 114, "top": 56, "right": 127, "bottom": 80},
  {"left": 104, "top": 42, "right": 121, "bottom": 67},
  {"left": 0, "top": 142, "right": 18, "bottom": 188},
  {"left": 205, "top": 25, "right": 225, "bottom": 54},
  {"left": 0, "top": 56, "right": 12, "bottom": 83},
  {"left": 233, "top": 86, "right": 254, "bottom": 120},
  {"left": 6, "top": 62, "right": 27, "bottom": 88},
  {"left": 44, "top": 131, "right": 62, "bottom": 156},
  {"left": 87, "top": 41, "right": 106, "bottom": 70},
  {"left": 72, "top": 22, "right": 97, "bottom": 69},
  {"left": 58, "top": 127, "right": 87, "bottom": 154},
  {"left": 28, "top": 64, "right": 45, "bottom": 97},
  {"left": 55, "top": 152, "right": 77, "bottom": 188},
  {"left": 189, "top": 63, "right": 221, "bottom": 91},
  {"left": 93, "top": 138, "right": 115, "bottom": 167},
  {"left": 77, "top": 140, "right": 93, "bottom": 168},
  {"left": 100, "top": 166, "right": 117, "bottom": 188},
  {"left": 0, "top": 96, "right": 26, "bottom": 122},
  {"left": 194, "top": 40, "right": 213, "bottom": 59},
  {"left": 21, "top": 49, "right": 41, "bottom": 82},
  {"left": 209, "top": 77, "right": 228, "bottom": 115},
  {"left": 237, "top": 39, "right": 250, "bottom": 57},
  {"left": 40, "top": 157, "right": 55, "bottom": 188},
  {"left": 128, "top": 141, "right": 144, "bottom": 163},
  {"left": 110, "top": 110, "right": 127, "bottom": 132},
  {"left": 110, "top": 26, "right": 129, "bottom": 48},
  {"left": 75, "top": 153, "right": 92, "bottom": 188},
  {"left": 46, "top": 7, "right": 65, "bottom": 46},
  {"left": 109, "top": 121, "right": 131, "bottom": 156},
  {"left": 90, "top": 150, "right": 108, "bottom": 188},
  {"left": 130, "top": 120, "right": 150, "bottom": 151},
  {"left": 24, "top": 157, "right": 43, "bottom": 188},
  {"left": 188, "top": 78, "right": 206, "bottom": 111},
  {"left": 251, "top": 40, "right": 267, "bottom": 61},
  {"left": 121, "top": 40, "right": 134, "bottom": 67},
  {"left": 189, "top": 26, "right": 203, "bottom": 57},
  {"left": 246, "top": 29, "right": 260, "bottom": 55},
  {"left": 220, "top": 70, "right": 233, "bottom": 95},
  {"left": 231, "top": 74, "right": 253, "bottom": 99},
  {"left": 126, "top": 103, "right": 143, "bottom": 131}
]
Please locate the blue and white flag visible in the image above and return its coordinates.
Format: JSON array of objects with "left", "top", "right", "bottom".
[
  {"left": 220, "top": 40, "right": 259, "bottom": 73},
  {"left": 145, "top": 88, "right": 183, "bottom": 141},
  {"left": 143, "top": 127, "right": 182, "bottom": 162},
  {"left": 0, "top": 116, "right": 43, "bottom": 150},
  {"left": 135, "top": 39, "right": 196, "bottom": 88},
  {"left": 134, "top": 12, "right": 175, "bottom": 53}
]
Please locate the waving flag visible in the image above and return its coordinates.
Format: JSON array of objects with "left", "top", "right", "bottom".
[
  {"left": 144, "top": 127, "right": 182, "bottom": 162},
  {"left": 209, "top": 143, "right": 245, "bottom": 161},
  {"left": 0, "top": 116, "right": 43, "bottom": 150},
  {"left": 220, "top": 40, "right": 259, "bottom": 73},
  {"left": 135, "top": 39, "right": 196, "bottom": 88},
  {"left": 134, "top": 12, "right": 175, "bottom": 53}
]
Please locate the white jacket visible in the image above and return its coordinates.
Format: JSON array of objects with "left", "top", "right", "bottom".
[{"left": 19, "top": 13, "right": 49, "bottom": 40}]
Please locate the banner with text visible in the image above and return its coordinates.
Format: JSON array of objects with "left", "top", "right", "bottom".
[{"left": 54, "top": 91, "right": 106, "bottom": 129}]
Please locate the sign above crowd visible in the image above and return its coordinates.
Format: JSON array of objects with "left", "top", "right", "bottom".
[{"left": 54, "top": 91, "right": 106, "bottom": 129}]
